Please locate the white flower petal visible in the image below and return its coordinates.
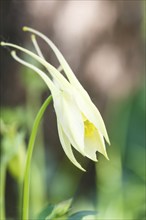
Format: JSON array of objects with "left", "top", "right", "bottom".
[
  {"left": 84, "top": 136, "right": 98, "bottom": 162},
  {"left": 73, "top": 87, "right": 110, "bottom": 145},
  {"left": 84, "top": 129, "right": 108, "bottom": 161},
  {"left": 94, "top": 129, "right": 109, "bottom": 159},
  {"left": 57, "top": 122, "right": 85, "bottom": 171},
  {"left": 53, "top": 90, "right": 85, "bottom": 155}
]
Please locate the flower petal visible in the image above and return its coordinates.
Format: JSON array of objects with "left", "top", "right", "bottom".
[
  {"left": 53, "top": 89, "right": 85, "bottom": 156},
  {"left": 84, "top": 135, "right": 98, "bottom": 162},
  {"left": 57, "top": 122, "right": 85, "bottom": 171},
  {"left": 73, "top": 87, "right": 110, "bottom": 145},
  {"left": 94, "top": 129, "right": 109, "bottom": 160},
  {"left": 84, "top": 129, "right": 109, "bottom": 160}
]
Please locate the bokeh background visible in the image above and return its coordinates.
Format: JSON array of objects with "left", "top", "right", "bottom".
[{"left": 0, "top": 0, "right": 145, "bottom": 219}]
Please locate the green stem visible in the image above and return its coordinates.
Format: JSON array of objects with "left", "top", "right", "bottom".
[
  {"left": 0, "top": 161, "right": 6, "bottom": 220},
  {"left": 22, "top": 95, "right": 52, "bottom": 220}
]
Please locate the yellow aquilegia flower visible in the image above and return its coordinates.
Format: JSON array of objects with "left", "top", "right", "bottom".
[{"left": 1, "top": 27, "right": 110, "bottom": 171}]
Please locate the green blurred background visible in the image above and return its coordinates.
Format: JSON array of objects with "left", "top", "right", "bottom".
[{"left": 0, "top": 0, "right": 145, "bottom": 219}]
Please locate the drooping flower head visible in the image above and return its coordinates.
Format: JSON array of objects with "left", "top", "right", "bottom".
[{"left": 1, "top": 27, "right": 110, "bottom": 171}]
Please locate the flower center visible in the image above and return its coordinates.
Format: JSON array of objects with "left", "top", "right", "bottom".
[{"left": 84, "top": 120, "right": 96, "bottom": 137}]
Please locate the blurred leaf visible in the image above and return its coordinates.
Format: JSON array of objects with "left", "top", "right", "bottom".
[
  {"left": 46, "top": 199, "right": 72, "bottom": 220},
  {"left": 68, "top": 210, "right": 97, "bottom": 220},
  {"left": 37, "top": 199, "right": 72, "bottom": 220},
  {"left": 0, "top": 119, "right": 26, "bottom": 182},
  {"left": 96, "top": 81, "right": 145, "bottom": 219},
  {"left": 7, "top": 131, "right": 26, "bottom": 182},
  {"left": 37, "top": 204, "right": 54, "bottom": 220},
  {"left": 0, "top": 107, "right": 27, "bottom": 128}
]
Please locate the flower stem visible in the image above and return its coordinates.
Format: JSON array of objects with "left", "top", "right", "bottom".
[
  {"left": 22, "top": 95, "right": 52, "bottom": 220},
  {"left": 0, "top": 161, "right": 6, "bottom": 220}
]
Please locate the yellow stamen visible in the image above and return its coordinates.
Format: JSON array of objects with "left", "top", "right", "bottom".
[{"left": 84, "top": 120, "right": 96, "bottom": 137}]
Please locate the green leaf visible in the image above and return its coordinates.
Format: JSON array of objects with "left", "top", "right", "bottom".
[
  {"left": 68, "top": 210, "right": 97, "bottom": 220},
  {"left": 46, "top": 199, "right": 72, "bottom": 219},
  {"left": 37, "top": 204, "right": 54, "bottom": 220},
  {"left": 37, "top": 199, "right": 72, "bottom": 220}
]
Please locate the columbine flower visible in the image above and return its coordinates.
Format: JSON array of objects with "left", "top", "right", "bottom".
[{"left": 1, "top": 27, "right": 110, "bottom": 171}]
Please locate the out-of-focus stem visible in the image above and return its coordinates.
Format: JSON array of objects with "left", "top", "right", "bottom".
[{"left": 0, "top": 161, "right": 6, "bottom": 220}]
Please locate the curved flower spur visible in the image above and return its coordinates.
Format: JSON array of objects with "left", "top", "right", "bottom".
[{"left": 1, "top": 27, "right": 110, "bottom": 171}]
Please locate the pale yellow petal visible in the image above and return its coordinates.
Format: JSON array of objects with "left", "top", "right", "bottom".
[
  {"left": 84, "top": 129, "right": 108, "bottom": 161},
  {"left": 73, "top": 87, "right": 110, "bottom": 145},
  {"left": 84, "top": 136, "right": 98, "bottom": 162},
  {"left": 94, "top": 129, "right": 109, "bottom": 159},
  {"left": 53, "top": 89, "right": 85, "bottom": 155},
  {"left": 57, "top": 122, "right": 85, "bottom": 171}
]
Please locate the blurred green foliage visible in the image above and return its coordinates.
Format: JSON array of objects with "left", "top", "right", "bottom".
[{"left": 95, "top": 80, "right": 145, "bottom": 219}]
